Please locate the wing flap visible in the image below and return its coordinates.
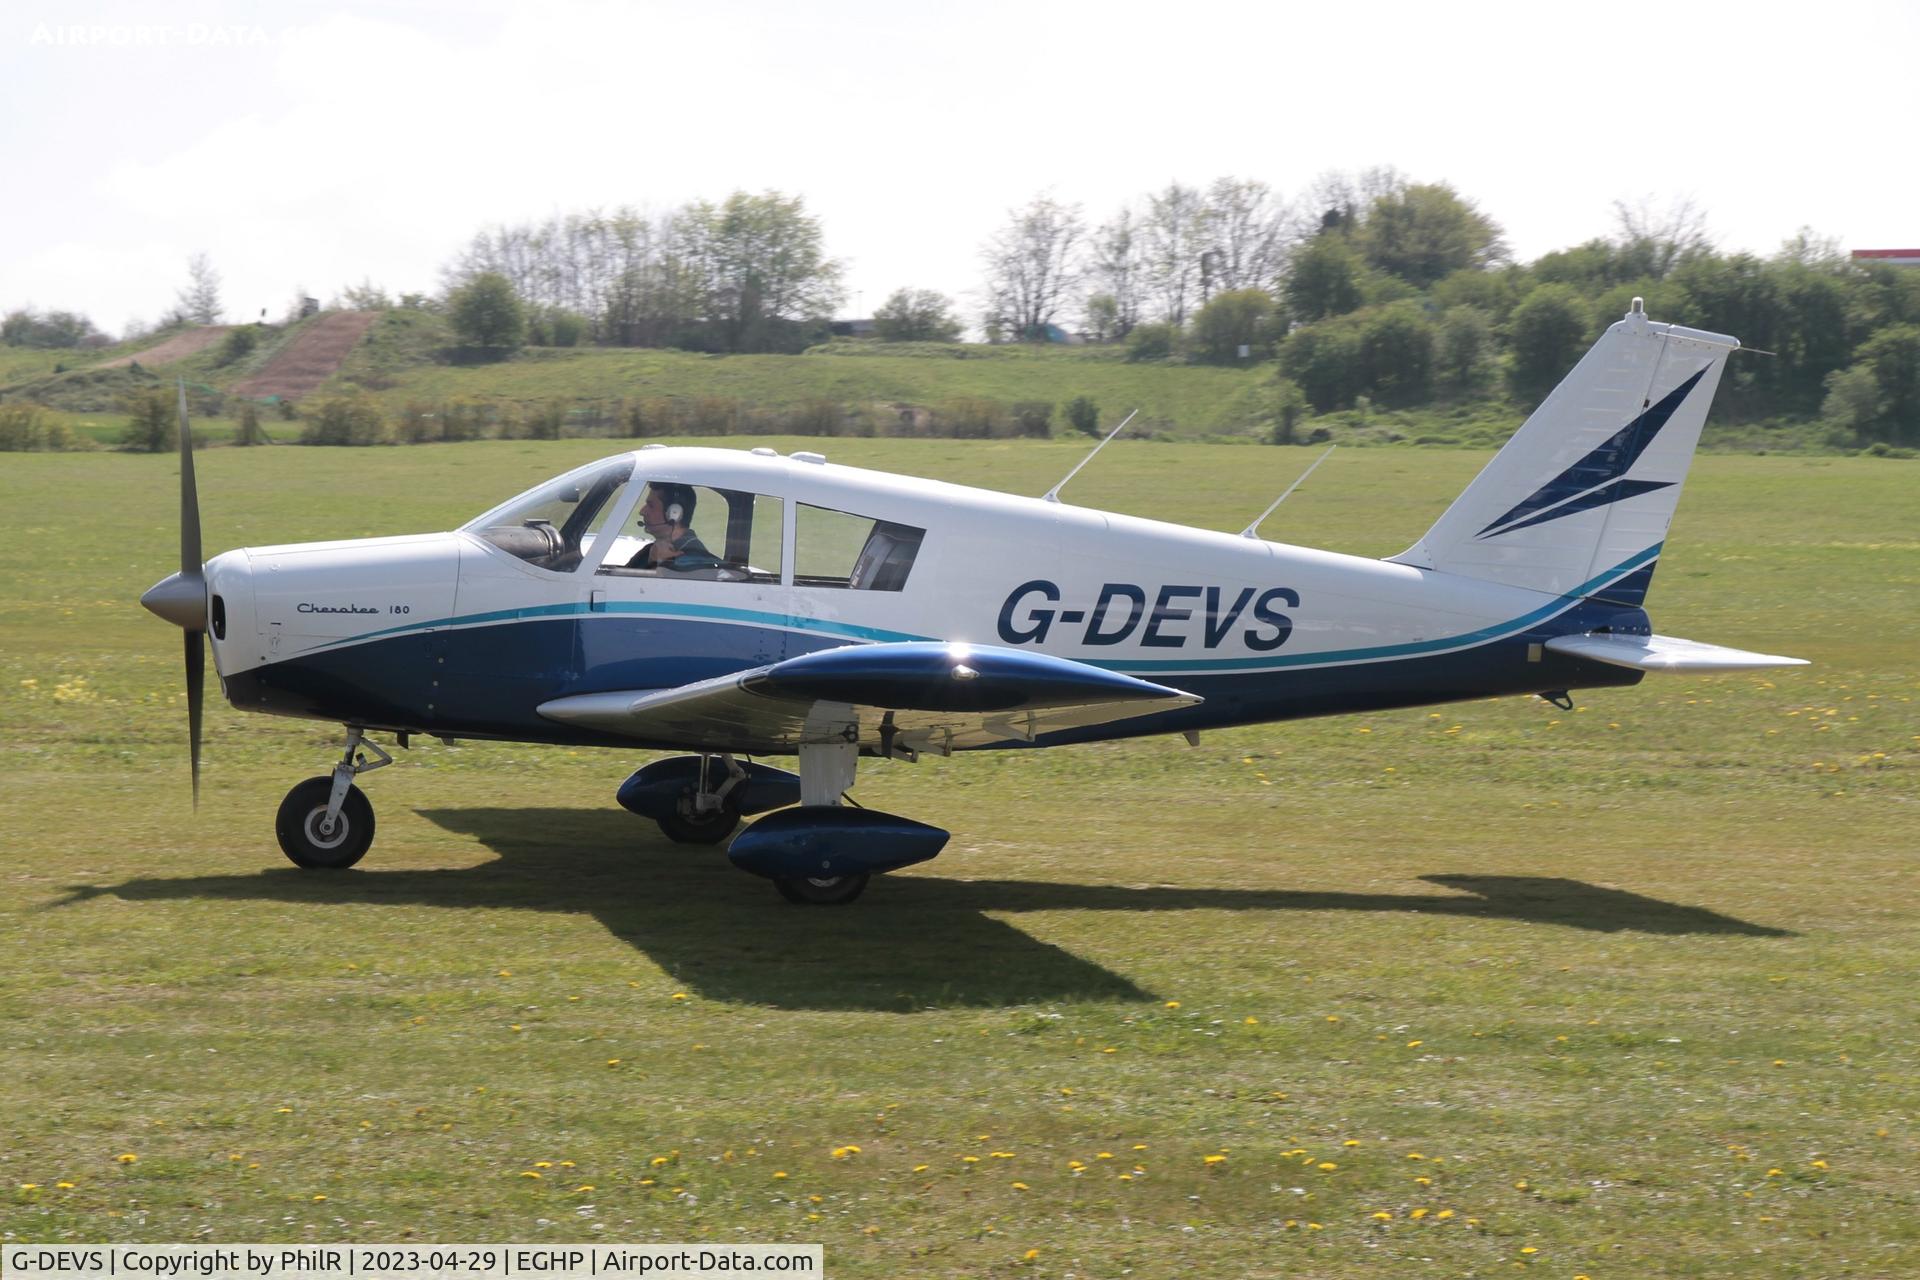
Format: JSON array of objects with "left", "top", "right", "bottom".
[
  {"left": 538, "top": 642, "right": 1200, "bottom": 752},
  {"left": 1546, "top": 632, "right": 1808, "bottom": 672}
]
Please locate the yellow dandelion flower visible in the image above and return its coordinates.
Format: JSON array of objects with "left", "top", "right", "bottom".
[
  {"left": 520, "top": 1171, "right": 542, "bottom": 1180},
  {"left": 19, "top": 1184, "right": 40, "bottom": 1192},
  {"left": 1414, "top": 1175, "right": 1432, "bottom": 1186},
  {"left": 1326, "top": 1015, "right": 1341, "bottom": 1023},
  {"left": 962, "top": 1156, "right": 980, "bottom": 1164},
  {"left": 1067, "top": 1160, "right": 1085, "bottom": 1171},
  {"left": 575, "top": 1185, "right": 594, "bottom": 1193},
  {"left": 1407, "top": 1039, "right": 1423, "bottom": 1048},
  {"left": 1318, "top": 1162, "right": 1338, "bottom": 1171},
  {"left": 1204, "top": 1154, "right": 1228, "bottom": 1166},
  {"left": 639, "top": 1178, "right": 655, "bottom": 1187},
  {"left": 1101, "top": 1046, "right": 1117, "bottom": 1054},
  {"left": 1766, "top": 1168, "right": 1783, "bottom": 1177},
  {"left": 807, "top": 1195, "right": 823, "bottom": 1204},
  {"left": 1519, "top": 1246, "right": 1537, "bottom": 1255},
  {"left": 1410, "top": 1208, "right": 1428, "bottom": 1220},
  {"left": 56, "top": 1181, "right": 75, "bottom": 1189},
  {"left": 1011, "top": 1181, "right": 1029, "bottom": 1190},
  {"left": 312, "top": 1194, "right": 327, "bottom": 1202},
  {"left": 1133, "top": 1144, "right": 1148, "bottom": 1150},
  {"left": 1164, "top": 1000, "right": 1181, "bottom": 1009},
  {"left": 559, "top": 1161, "right": 575, "bottom": 1168},
  {"left": 1307, "top": 1222, "right": 1323, "bottom": 1231},
  {"left": 1096, "top": 1151, "right": 1113, "bottom": 1159},
  {"left": 650, "top": 1156, "right": 670, "bottom": 1167},
  {"left": 912, "top": 1163, "right": 929, "bottom": 1173},
  {"left": 1117, "top": 1173, "right": 1132, "bottom": 1181},
  {"left": 772, "top": 1171, "right": 788, "bottom": 1180},
  {"left": 606, "top": 1059, "right": 621, "bottom": 1067},
  {"left": 534, "top": 1161, "right": 553, "bottom": 1169},
  {"left": 1022, "top": 1249, "right": 1039, "bottom": 1262},
  {"left": 1436, "top": 1209, "right": 1454, "bottom": 1220},
  {"left": 116, "top": 1154, "right": 138, "bottom": 1164},
  {"left": 1343, "top": 1139, "right": 1361, "bottom": 1147},
  {"left": 1371, "top": 1210, "right": 1393, "bottom": 1221},
  {"left": 1406, "top": 1152, "right": 1424, "bottom": 1160},
  {"left": 990, "top": 1151, "right": 1013, "bottom": 1159},
  {"left": 1244, "top": 1016, "right": 1259, "bottom": 1025},
  {"left": 1810, "top": 1159, "right": 1829, "bottom": 1170},
  {"left": 671, "top": 992, "right": 688, "bottom": 1001},
  {"left": 497, "top": 970, "right": 511, "bottom": 977}
]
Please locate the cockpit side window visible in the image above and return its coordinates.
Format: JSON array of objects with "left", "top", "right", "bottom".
[
  {"left": 597, "top": 484, "right": 783, "bottom": 584},
  {"left": 796, "top": 504, "right": 925, "bottom": 591},
  {"left": 463, "top": 458, "right": 634, "bottom": 572}
]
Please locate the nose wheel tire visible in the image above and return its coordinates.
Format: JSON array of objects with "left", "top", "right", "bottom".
[
  {"left": 773, "top": 872, "right": 870, "bottom": 905},
  {"left": 655, "top": 790, "right": 741, "bottom": 845},
  {"left": 276, "top": 775, "right": 375, "bottom": 869}
]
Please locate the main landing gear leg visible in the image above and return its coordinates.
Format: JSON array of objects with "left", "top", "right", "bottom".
[
  {"left": 655, "top": 752, "right": 745, "bottom": 845},
  {"left": 773, "top": 742, "right": 869, "bottom": 906},
  {"left": 275, "top": 726, "right": 392, "bottom": 870}
]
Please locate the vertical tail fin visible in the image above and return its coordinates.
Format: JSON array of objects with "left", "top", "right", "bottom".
[{"left": 1390, "top": 303, "right": 1737, "bottom": 604}]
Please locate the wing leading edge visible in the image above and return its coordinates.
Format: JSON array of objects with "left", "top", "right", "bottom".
[{"left": 538, "top": 642, "right": 1202, "bottom": 754}]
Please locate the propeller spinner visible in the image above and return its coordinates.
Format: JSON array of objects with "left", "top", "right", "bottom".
[{"left": 138, "top": 381, "right": 208, "bottom": 805}]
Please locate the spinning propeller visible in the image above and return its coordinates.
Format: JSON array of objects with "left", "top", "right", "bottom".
[{"left": 138, "top": 382, "right": 208, "bottom": 806}]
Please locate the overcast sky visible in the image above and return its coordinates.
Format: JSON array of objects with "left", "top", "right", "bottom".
[{"left": 4, "top": 0, "right": 1916, "bottom": 336}]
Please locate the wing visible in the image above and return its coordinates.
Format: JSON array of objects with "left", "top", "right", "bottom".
[
  {"left": 1545, "top": 632, "right": 1808, "bottom": 672},
  {"left": 537, "top": 642, "right": 1201, "bottom": 755}
]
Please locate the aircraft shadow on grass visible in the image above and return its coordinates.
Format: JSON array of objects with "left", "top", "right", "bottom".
[{"left": 58, "top": 807, "right": 1792, "bottom": 1012}]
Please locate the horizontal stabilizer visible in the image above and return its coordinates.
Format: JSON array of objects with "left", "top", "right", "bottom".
[
  {"left": 1545, "top": 633, "right": 1808, "bottom": 673},
  {"left": 539, "top": 642, "right": 1200, "bottom": 754}
]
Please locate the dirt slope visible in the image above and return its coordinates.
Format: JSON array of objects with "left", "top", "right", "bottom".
[
  {"left": 96, "top": 326, "right": 231, "bottom": 369},
  {"left": 231, "top": 311, "right": 379, "bottom": 401}
]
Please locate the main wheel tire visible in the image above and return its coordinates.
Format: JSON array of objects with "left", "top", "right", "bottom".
[
  {"left": 655, "top": 790, "right": 741, "bottom": 845},
  {"left": 773, "top": 872, "right": 870, "bottom": 906},
  {"left": 276, "top": 775, "right": 375, "bottom": 869}
]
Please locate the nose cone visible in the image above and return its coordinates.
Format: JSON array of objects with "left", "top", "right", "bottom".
[{"left": 141, "top": 569, "right": 207, "bottom": 630}]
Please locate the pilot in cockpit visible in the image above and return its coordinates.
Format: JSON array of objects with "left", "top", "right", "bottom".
[{"left": 625, "top": 483, "right": 721, "bottom": 572}]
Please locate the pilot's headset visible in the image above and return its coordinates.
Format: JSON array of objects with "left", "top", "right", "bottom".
[{"left": 656, "top": 484, "right": 694, "bottom": 527}]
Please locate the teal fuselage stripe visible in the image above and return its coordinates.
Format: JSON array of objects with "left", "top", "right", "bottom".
[{"left": 314, "top": 544, "right": 1661, "bottom": 677}]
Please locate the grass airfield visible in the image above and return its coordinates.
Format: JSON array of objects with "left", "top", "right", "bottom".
[{"left": 2, "top": 437, "right": 1916, "bottom": 1277}]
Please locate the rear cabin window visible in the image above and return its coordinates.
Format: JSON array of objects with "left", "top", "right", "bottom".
[
  {"left": 597, "top": 484, "right": 783, "bottom": 584},
  {"left": 795, "top": 504, "right": 925, "bottom": 591}
]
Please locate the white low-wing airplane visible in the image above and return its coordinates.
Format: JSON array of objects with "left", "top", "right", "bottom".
[{"left": 142, "top": 302, "right": 1805, "bottom": 903}]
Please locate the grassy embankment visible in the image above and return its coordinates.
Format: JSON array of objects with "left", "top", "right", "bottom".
[
  {"left": 1, "top": 439, "right": 1915, "bottom": 1275},
  {"left": 6, "top": 309, "right": 1850, "bottom": 452}
]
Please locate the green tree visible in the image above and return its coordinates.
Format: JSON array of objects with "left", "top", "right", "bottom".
[
  {"left": 1438, "top": 305, "right": 1494, "bottom": 391},
  {"left": 1359, "top": 183, "right": 1505, "bottom": 288},
  {"left": 1124, "top": 321, "right": 1179, "bottom": 362},
  {"left": 234, "top": 401, "right": 269, "bottom": 446},
  {"left": 873, "top": 288, "right": 961, "bottom": 342},
  {"left": 1279, "top": 316, "right": 1365, "bottom": 411},
  {"left": 1507, "top": 286, "right": 1592, "bottom": 403},
  {"left": 1064, "top": 395, "right": 1101, "bottom": 437},
  {"left": 1357, "top": 303, "right": 1436, "bottom": 406},
  {"left": 1284, "top": 236, "right": 1367, "bottom": 322},
  {"left": 448, "top": 272, "right": 526, "bottom": 356},
  {"left": 1190, "top": 288, "right": 1276, "bottom": 364},
  {"left": 674, "top": 191, "right": 845, "bottom": 352},
  {"left": 1265, "top": 375, "right": 1310, "bottom": 445},
  {"left": 299, "top": 394, "right": 388, "bottom": 445},
  {"left": 219, "top": 325, "right": 258, "bottom": 365},
  {"left": 120, "top": 387, "right": 177, "bottom": 452},
  {"left": 1843, "top": 323, "right": 1920, "bottom": 444}
]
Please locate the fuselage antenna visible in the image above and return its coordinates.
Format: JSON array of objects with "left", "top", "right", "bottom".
[
  {"left": 1042, "top": 409, "right": 1138, "bottom": 504},
  {"left": 1240, "top": 444, "right": 1335, "bottom": 540}
]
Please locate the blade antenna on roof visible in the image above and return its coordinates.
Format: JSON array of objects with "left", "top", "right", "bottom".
[
  {"left": 1042, "top": 409, "right": 1137, "bottom": 504},
  {"left": 1240, "top": 444, "right": 1334, "bottom": 540}
]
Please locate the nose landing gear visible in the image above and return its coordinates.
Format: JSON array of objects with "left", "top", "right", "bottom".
[{"left": 276, "top": 727, "right": 391, "bottom": 870}]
